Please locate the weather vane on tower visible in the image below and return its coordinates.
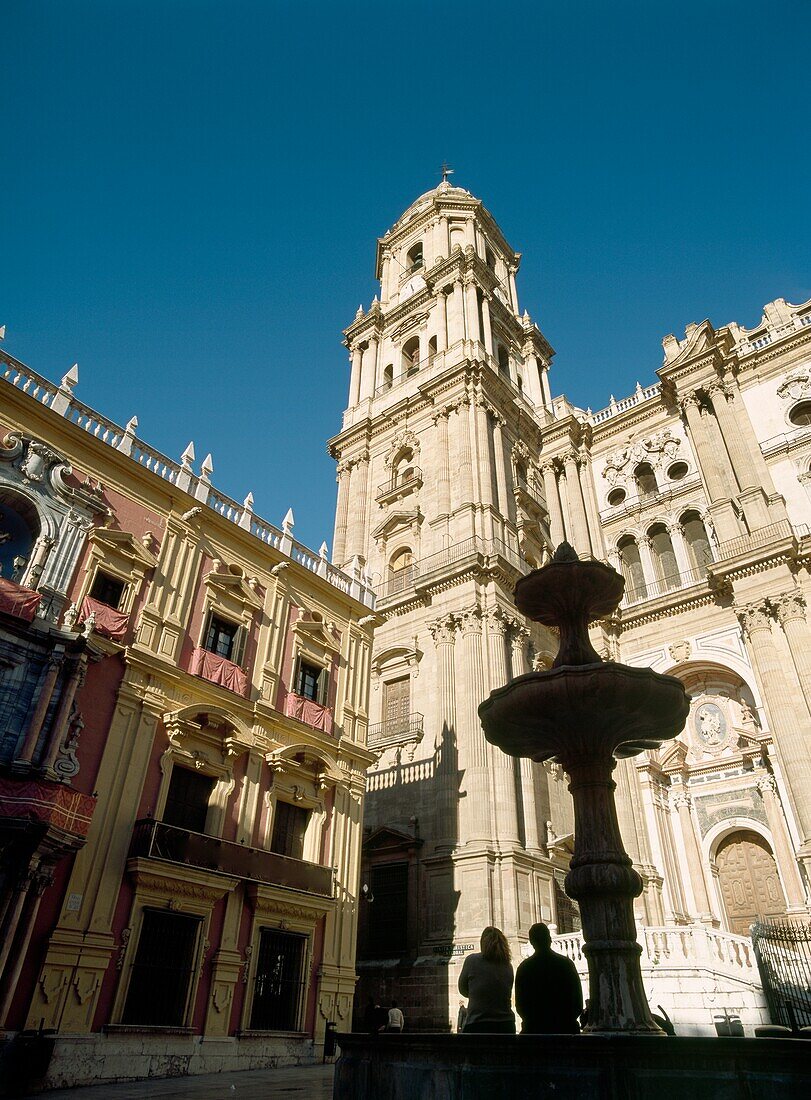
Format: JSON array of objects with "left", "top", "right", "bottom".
[{"left": 440, "top": 162, "right": 454, "bottom": 184}]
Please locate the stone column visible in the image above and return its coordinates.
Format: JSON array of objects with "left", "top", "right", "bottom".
[
  {"left": 541, "top": 461, "right": 565, "bottom": 546},
  {"left": 333, "top": 461, "right": 352, "bottom": 566},
  {"left": 707, "top": 382, "right": 774, "bottom": 529},
  {"left": 668, "top": 521, "right": 693, "bottom": 577},
  {"left": 680, "top": 393, "right": 740, "bottom": 542},
  {"left": 561, "top": 452, "right": 590, "bottom": 555},
  {"left": 465, "top": 278, "right": 481, "bottom": 344},
  {"left": 434, "top": 409, "right": 451, "bottom": 519},
  {"left": 0, "top": 867, "right": 52, "bottom": 1025},
  {"left": 487, "top": 611, "right": 520, "bottom": 847},
  {"left": 359, "top": 337, "right": 378, "bottom": 401},
  {"left": 773, "top": 589, "right": 811, "bottom": 715},
  {"left": 348, "top": 346, "right": 362, "bottom": 407},
  {"left": 435, "top": 290, "right": 447, "bottom": 352},
  {"left": 540, "top": 363, "right": 552, "bottom": 408},
  {"left": 16, "top": 651, "right": 64, "bottom": 765},
  {"left": 42, "top": 657, "right": 87, "bottom": 773},
  {"left": 481, "top": 295, "right": 494, "bottom": 357},
  {"left": 738, "top": 601, "right": 811, "bottom": 864},
  {"left": 579, "top": 457, "right": 605, "bottom": 557},
  {"left": 474, "top": 398, "right": 494, "bottom": 510},
  {"left": 672, "top": 791, "right": 716, "bottom": 923},
  {"left": 459, "top": 609, "right": 490, "bottom": 846},
  {"left": 508, "top": 265, "right": 518, "bottom": 312},
  {"left": 430, "top": 616, "right": 459, "bottom": 851},
  {"left": 510, "top": 626, "right": 542, "bottom": 851},
  {"left": 492, "top": 416, "right": 512, "bottom": 522},
  {"left": 0, "top": 867, "right": 36, "bottom": 993},
  {"left": 452, "top": 399, "right": 474, "bottom": 510},
  {"left": 637, "top": 536, "right": 658, "bottom": 593},
  {"left": 756, "top": 775, "right": 807, "bottom": 909},
  {"left": 349, "top": 455, "right": 370, "bottom": 562},
  {"left": 449, "top": 278, "right": 465, "bottom": 344}
]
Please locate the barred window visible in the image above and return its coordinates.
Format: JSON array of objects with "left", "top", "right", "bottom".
[
  {"left": 367, "top": 862, "right": 409, "bottom": 956},
  {"left": 122, "top": 909, "right": 201, "bottom": 1026}
]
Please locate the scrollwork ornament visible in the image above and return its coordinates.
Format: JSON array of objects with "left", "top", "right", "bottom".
[{"left": 428, "top": 614, "right": 457, "bottom": 646}]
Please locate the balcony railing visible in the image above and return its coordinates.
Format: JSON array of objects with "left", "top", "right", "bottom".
[
  {"left": 368, "top": 713, "right": 424, "bottom": 747},
  {"left": 622, "top": 564, "right": 711, "bottom": 607},
  {"left": 376, "top": 537, "right": 529, "bottom": 602},
  {"left": 716, "top": 519, "right": 797, "bottom": 561},
  {"left": 376, "top": 467, "right": 423, "bottom": 502},
  {"left": 130, "top": 819, "right": 333, "bottom": 896}
]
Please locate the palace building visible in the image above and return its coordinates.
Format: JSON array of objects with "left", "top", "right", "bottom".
[
  {"left": 0, "top": 351, "right": 375, "bottom": 1086},
  {"left": 329, "top": 180, "right": 811, "bottom": 1035}
]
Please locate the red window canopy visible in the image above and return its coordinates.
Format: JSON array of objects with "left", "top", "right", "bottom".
[
  {"left": 0, "top": 577, "right": 42, "bottom": 622},
  {"left": 81, "top": 596, "right": 129, "bottom": 641},
  {"left": 191, "top": 646, "right": 248, "bottom": 696},
  {"left": 285, "top": 691, "right": 334, "bottom": 735}
]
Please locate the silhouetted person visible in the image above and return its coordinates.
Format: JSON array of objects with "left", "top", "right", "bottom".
[
  {"left": 515, "top": 923, "right": 583, "bottom": 1034},
  {"left": 458, "top": 926, "right": 516, "bottom": 1034},
  {"left": 387, "top": 1000, "right": 404, "bottom": 1032},
  {"left": 365, "top": 996, "right": 388, "bottom": 1034},
  {"left": 457, "top": 1000, "right": 468, "bottom": 1033}
]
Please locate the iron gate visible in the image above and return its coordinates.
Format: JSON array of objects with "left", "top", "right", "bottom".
[{"left": 751, "top": 920, "right": 811, "bottom": 1029}]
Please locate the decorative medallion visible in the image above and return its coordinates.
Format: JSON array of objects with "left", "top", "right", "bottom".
[{"left": 694, "top": 701, "right": 727, "bottom": 748}]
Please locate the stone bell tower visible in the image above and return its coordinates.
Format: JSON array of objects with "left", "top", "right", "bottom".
[{"left": 329, "top": 178, "right": 568, "bottom": 1028}]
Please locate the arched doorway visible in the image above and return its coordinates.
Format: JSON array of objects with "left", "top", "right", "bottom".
[{"left": 716, "top": 830, "right": 787, "bottom": 935}]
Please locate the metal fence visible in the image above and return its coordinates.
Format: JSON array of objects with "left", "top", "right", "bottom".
[{"left": 751, "top": 920, "right": 811, "bottom": 1029}]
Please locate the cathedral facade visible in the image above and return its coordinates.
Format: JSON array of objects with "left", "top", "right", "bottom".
[{"left": 329, "top": 181, "right": 811, "bottom": 1035}]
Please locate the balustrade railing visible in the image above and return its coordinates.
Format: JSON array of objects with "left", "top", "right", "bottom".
[
  {"left": 130, "top": 818, "right": 333, "bottom": 896},
  {"left": 717, "top": 519, "right": 797, "bottom": 561},
  {"left": 622, "top": 564, "right": 710, "bottom": 607},
  {"left": 368, "top": 713, "right": 424, "bottom": 746},
  {"left": 376, "top": 537, "right": 529, "bottom": 602},
  {"left": 376, "top": 467, "right": 423, "bottom": 500},
  {"left": 1, "top": 352, "right": 373, "bottom": 606}
]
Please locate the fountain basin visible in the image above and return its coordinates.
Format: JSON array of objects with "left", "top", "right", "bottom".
[{"left": 479, "top": 662, "right": 690, "bottom": 763}]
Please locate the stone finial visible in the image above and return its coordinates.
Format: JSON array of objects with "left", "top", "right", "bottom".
[
  {"left": 552, "top": 542, "right": 578, "bottom": 563},
  {"left": 282, "top": 508, "right": 295, "bottom": 533},
  {"left": 319, "top": 541, "right": 329, "bottom": 560},
  {"left": 200, "top": 453, "right": 214, "bottom": 480},
  {"left": 125, "top": 415, "right": 138, "bottom": 434},
  {"left": 60, "top": 363, "right": 79, "bottom": 391},
  {"left": 355, "top": 304, "right": 364, "bottom": 319},
  {"left": 243, "top": 492, "right": 254, "bottom": 510},
  {"left": 181, "top": 441, "right": 195, "bottom": 468}
]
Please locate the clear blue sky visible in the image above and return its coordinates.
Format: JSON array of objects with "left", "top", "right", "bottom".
[{"left": 3, "top": 1, "right": 808, "bottom": 551}]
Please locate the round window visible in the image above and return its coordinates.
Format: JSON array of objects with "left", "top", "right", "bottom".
[
  {"left": 789, "top": 401, "right": 811, "bottom": 427},
  {"left": 667, "top": 461, "right": 689, "bottom": 481},
  {"left": 607, "top": 487, "right": 627, "bottom": 507}
]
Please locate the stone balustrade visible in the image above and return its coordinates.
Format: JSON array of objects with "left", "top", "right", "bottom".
[{"left": 0, "top": 350, "right": 375, "bottom": 607}]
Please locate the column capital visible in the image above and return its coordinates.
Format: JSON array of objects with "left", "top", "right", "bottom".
[
  {"left": 539, "top": 459, "right": 557, "bottom": 477},
  {"left": 679, "top": 391, "right": 702, "bottom": 414},
  {"left": 672, "top": 792, "right": 692, "bottom": 811},
  {"left": 562, "top": 448, "right": 580, "bottom": 468},
  {"left": 485, "top": 607, "right": 510, "bottom": 636},
  {"left": 773, "top": 588, "right": 806, "bottom": 626},
  {"left": 431, "top": 406, "right": 451, "bottom": 424},
  {"left": 638, "top": 535, "right": 653, "bottom": 550},
  {"left": 736, "top": 600, "right": 773, "bottom": 638},
  {"left": 458, "top": 606, "right": 483, "bottom": 636},
  {"left": 428, "top": 614, "right": 457, "bottom": 646},
  {"left": 706, "top": 380, "right": 732, "bottom": 402},
  {"left": 756, "top": 774, "right": 778, "bottom": 797}
]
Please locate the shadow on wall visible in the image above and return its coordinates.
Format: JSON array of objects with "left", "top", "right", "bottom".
[{"left": 354, "top": 719, "right": 460, "bottom": 1032}]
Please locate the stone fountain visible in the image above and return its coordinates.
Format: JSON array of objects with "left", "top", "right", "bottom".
[
  {"left": 333, "top": 545, "right": 811, "bottom": 1098},
  {"left": 478, "top": 543, "right": 689, "bottom": 1033}
]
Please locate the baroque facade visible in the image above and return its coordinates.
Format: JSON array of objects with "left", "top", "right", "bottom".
[
  {"left": 0, "top": 351, "right": 375, "bottom": 1086},
  {"left": 329, "top": 180, "right": 811, "bottom": 1035}
]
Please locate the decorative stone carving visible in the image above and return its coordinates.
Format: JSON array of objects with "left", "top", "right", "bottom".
[
  {"left": 668, "top": 640, "right": 692, "bottom": 663},
  {"left": 777, "top": 368, "right": 811, "bottom": 403},
  {"left": 602, "top": 430, "right": 681, "bottom": 485},
  {"left": 736, "top": 601, "right": 772, "bottom": 638},
  {"left": 428, "top": 615, "right": 457, "bottom": 646},
  {"left": 773, "top": 589, "right": 806, "bottom": 625}
]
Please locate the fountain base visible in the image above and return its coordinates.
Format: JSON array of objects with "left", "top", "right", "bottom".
[{"left": 334, "top": 1032, "right": 811, "bottom": 1099}]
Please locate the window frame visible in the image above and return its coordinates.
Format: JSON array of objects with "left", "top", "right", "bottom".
[{"left": 202, "top": 608, "right": 244, "bottom": 665}]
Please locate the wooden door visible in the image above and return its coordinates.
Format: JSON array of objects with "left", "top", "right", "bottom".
[
  {"left": 716, "top": 830, "right": 787, "bottom": 936},
  {"left": 383, "top": 677, "right": 410, "bottom": 734}
]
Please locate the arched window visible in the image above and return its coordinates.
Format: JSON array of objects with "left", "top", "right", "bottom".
[
  {"left": 406, "top": 242, "right": 424, "bottom": 273},
  {"left": 788, "top": 401, "right": 811, "bottom": 427},
  {"left": 381, "top": 364, "right": 394, "bottom": 392},
  {"left": 681, "top": 510, "right": 713, "bottom": 570},
  {"left": 0, "top": 490, "right": 40, "bottom": 584},
  {"left": 497, "top": 346, "right": 510, "bottom": 377},
  {"left": 618, "top": 535, "right": 646, "bottom": 601},
  {"left": 393, "top": 449, "right": 415, "bottom": 486},
  {"left": 484, "top": 245, "right": 496, "bottom": 271},
  {"left": 634, "top": 462, "right": 658, "bottom": 498},
  {"left": 402, "top": 337, "right": 420, "bottom": 377},
  {"left": 648, "top": 523, "right": 679, "bottom": 591},
  {"left": 388, "top": 548, "right": 414, "bottom": 595},
  {"left": 428, "top": 335, "right": 437, "bottom": 367}
]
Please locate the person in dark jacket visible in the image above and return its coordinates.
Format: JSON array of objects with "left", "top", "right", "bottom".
[{"left": 515, "top": 923, "right": 583, "bottom": 1034}]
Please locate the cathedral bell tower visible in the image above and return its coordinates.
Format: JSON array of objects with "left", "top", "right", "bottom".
[{"left": 329, "top": 179, "right": 566, "bottom": 1030}]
